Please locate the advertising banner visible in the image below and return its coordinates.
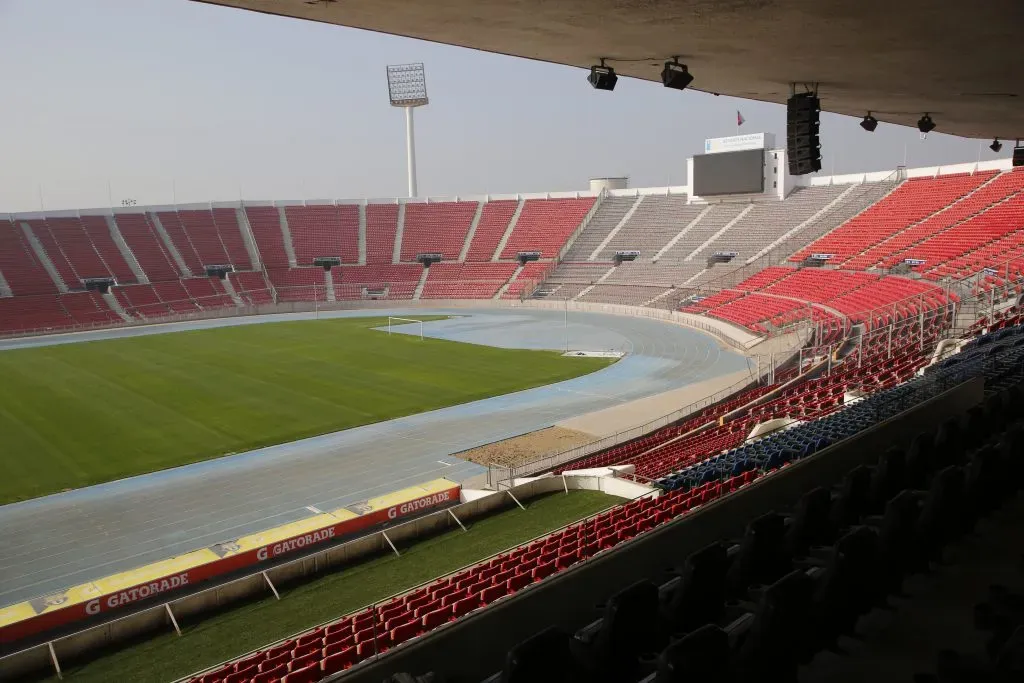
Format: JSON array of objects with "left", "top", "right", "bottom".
[{"left": 1, "top": 480, "right": 461, "bottom": 645}]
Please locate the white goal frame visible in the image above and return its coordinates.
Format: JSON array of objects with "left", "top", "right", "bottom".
[{"left": 387, "top": 316, "right": 424, "bottom": 340}]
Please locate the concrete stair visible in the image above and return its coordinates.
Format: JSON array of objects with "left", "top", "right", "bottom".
[
  {"left": 458, "top": 201, "right": 485, "bottom": 262},
  {"left": 235, "top": 207, "right": 263, "bottom": 270},
  {"left": 412, "top": 267, "right": 429, "bottom": 300},
  {"left": 493, "top": 264, "right": 525, "bottom": 299},
  {"left": 392, "top": 203, "right": 406, "bottom": 264},
  {"left": 221, "top": 276, "right": 245, "bottom": 306},
  {"left": 20, "top": 221, "right": 69, "bottom": 292},
  {"left": 103, "top": 291, "right": 133, "bottom": 322},
  {"left": 276, "top": 207, "right": 298, "bottom": 268},
  {"left": 492, "top": 198, "right": 525, "bottom": 262},
  {"left": 107, "top": 215, "right": 148, "bottom": 283},
  {"left": 358, "top": 204, "right": 367, "bottom": 265},
  {"left": 589, "top": 195, "right": 644, "bottom": 261},
  {"left": 149, "top": 212, "right": 192, "bottom": 277},
  {"left": 653, "top": 205, "right": 713, "bottom": 262},
  {"left": 324, "top": 269, "right": 337, "bottom": 302}
]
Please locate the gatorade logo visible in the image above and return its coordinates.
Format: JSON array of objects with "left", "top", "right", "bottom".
[
  {"left": 256, "top": 527, "right": 336, "bottom": 562},
  {"left": 86, "top": 600, "right": 101, "bottom": 616},
  {"left": 386, "top": 491, "right": 452, "bottom": 520}
]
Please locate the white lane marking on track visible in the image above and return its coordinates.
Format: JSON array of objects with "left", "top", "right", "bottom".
[
  {"left": 306, "top": 506, "right": 323, "bottom": 514},
  {"left": 437, "top": 460, "right": 453, "bottom": 467}
]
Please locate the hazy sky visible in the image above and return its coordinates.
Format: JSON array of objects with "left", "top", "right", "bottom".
[{"left": 0, "top": 0, "right": 1012, "bottom": 212}]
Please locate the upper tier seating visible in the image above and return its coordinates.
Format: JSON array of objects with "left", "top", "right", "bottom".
[
  {"left": 366, "top": 204, "right": 399, "bottom": 264},
  {"left": 284, "top": 204, "right": 359, "bottom": 265},
  {"left": 594, "top": 195, "right": 702, "bottom": 261},
  {"left": 791, "top": 172, "right": 995, "bottom": 265},
  {"left": 0, "top": 219, "right": 58, "bottom": 295},
  {"left": 24, "top": 219, "right": 81, "bottom": 288},
  {"left": 500, "top": 198, "right": 595, "bottom": 259},
  {"left": 400, "top": 202, "right": 478, "bottom": 262},
  {"left": 850, "top": 169, "right": 1024, "bottom": 270},
  {"left": 27, "top": 216, "right": 137, "bottom": 285},
  {"left": 114, "top": 213, "right": 181, "bottom": 282},
  {"left": 244, "top": 207, "right": 291, "bottom": 269},
  {"left": 465, "top": 200, "right": 517, "bottom": 262},
  {"left": 657, "top": 203, "right": 748, "bottom": 262},
  {"left": 561, "top": 196, "right": 638, "bottom": 261}
]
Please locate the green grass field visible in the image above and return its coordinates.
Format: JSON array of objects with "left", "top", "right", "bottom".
[
  {"left": 34, "top": 489, "right": 615, "bottom": 683},
  {"left": 0, "top": 317, "right": 611, "bottom": 503}
]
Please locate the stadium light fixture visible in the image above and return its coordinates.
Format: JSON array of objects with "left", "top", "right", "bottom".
[
  {"left": 917, "top": 113, "right": 936, "bottom": 134},
  {"left": 859, "top": 113, "right": 878, "bottom": 132},
  {"left": 588, "top": 59, "right": 618, "bottom": 91},
  {"left": 661, "top": 58, "right": 694, "bottom": 91},
  {"left": 386, "top": 63, "right": 429, "bottom": 198},
  {"left": 990, "top": 138, "right": 1002, "bottom": 153}
]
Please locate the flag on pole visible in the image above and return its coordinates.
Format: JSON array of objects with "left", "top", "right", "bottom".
[{"left": 736, "top": 110, "right": 745, "bottom": 127}]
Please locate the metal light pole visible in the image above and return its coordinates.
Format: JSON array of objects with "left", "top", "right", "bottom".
[{"left": 386, "top": 63, "right": 429, "bottom": 198}]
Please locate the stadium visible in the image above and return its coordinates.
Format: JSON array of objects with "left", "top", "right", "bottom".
[{"left": 1, "top": 1, "right": 1023, "bottom": 683}]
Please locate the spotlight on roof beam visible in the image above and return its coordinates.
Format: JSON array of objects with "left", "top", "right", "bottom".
[
  {"left": 588, "top": 59, "right": 617, "bottom": 91},
  {"left": 661, "top": 59, "right": 694, "bottom": 91},
  {"left": 990, "top": 138, "right": 1003, "bottom": 153},
  {"left": 917, "top": 113, "right": 936, "bottom": 134},
  {"left": 860, "top": 113, "right": 878, "bottom": 132}
]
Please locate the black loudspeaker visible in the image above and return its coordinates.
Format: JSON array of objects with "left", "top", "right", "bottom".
[
  {"left": 787, "top": 93, "right": 821, "bottom": 175},
  {"left": 588, "top": 65, "right": 618, "bottom": 91},
  {"left": 1013, "top": 145, "right": 1024, "bottom": 167}
]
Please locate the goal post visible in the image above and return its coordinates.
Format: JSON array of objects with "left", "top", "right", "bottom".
[{"left": 387, "top": 316, "right": 424, "bottom": 340}]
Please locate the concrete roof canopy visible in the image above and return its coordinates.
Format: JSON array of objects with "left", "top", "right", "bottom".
[{"left": 195, "top": 0, "right": 1024, "bottom": 141}]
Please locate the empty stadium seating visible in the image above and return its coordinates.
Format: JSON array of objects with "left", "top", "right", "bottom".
[
  {"left": 400, "top": 202, "right": 478, "bottom": 261},
  {"left": 791, "top": 172, "right": 996, "bottom": 266},
  {"left": 465, "top": 200, "right": 518, "bottom": 262},
  {"left": 245, "top": 206, "right": 291, "bottom": 269},
  {"left": 180, "top": 318, "right": 1024, "bottom": 683},
  {"left": 366, "top": 204, "right": 399, "bottom": 264},
  {"left": 420, "top": 263, "right": 517, "bottom": 299},
  {"left": 0, "top": 219, "right": 59, "bottom": 295},
  {"left": 500, "top": 198, "right": 594, "bottom": 259},
  {"left": 0, "top": 170, "right": 1019, "bottom": 338},
  {"left": 285, "top": 204, "right": 359, "bottom": 265}
]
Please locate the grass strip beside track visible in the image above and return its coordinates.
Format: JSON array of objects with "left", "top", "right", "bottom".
[
  {"left": 0, "top": 316, "right": 612, "bottom": 503},
  {"left": 34, "top": 490, "right": 616, "bottom": 683}
]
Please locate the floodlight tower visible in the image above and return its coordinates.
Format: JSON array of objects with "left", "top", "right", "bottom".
[{"left": 386, "top": 63, "right": 429, "bottom": 197}]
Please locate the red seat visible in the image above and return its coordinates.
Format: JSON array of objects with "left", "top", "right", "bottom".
[
  {"left": 251, "top": 665, "right": 286, "bottom": 683},
  {"left": 320, "top": 647, "right": 355, "bottom": 676},
  {"left": 282, "top": 662, "right": 322, "bottom": 683},
  {"left": 481, "top": 583, "right": 508, "bottom": 604},
  {"left": 507, "top": 573, "right": 532, "bottom": 593},
  {"left": 421, "top": 605, "right": 453, "bottom": 630},
  {"left": 289, "top": 651, "right": 320, "bottom": 672},
  {"left": 531, "top": 559, "right": 557, "bottom": 581},
  {"left": 259, "top": 653, "right": 289, "bottom": 672},
  {"left": 390, "top": 619, "right": 422, "bottom": 646},
  {"left": 452, "top": 593, "right": 480, "bottom": 619}
]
